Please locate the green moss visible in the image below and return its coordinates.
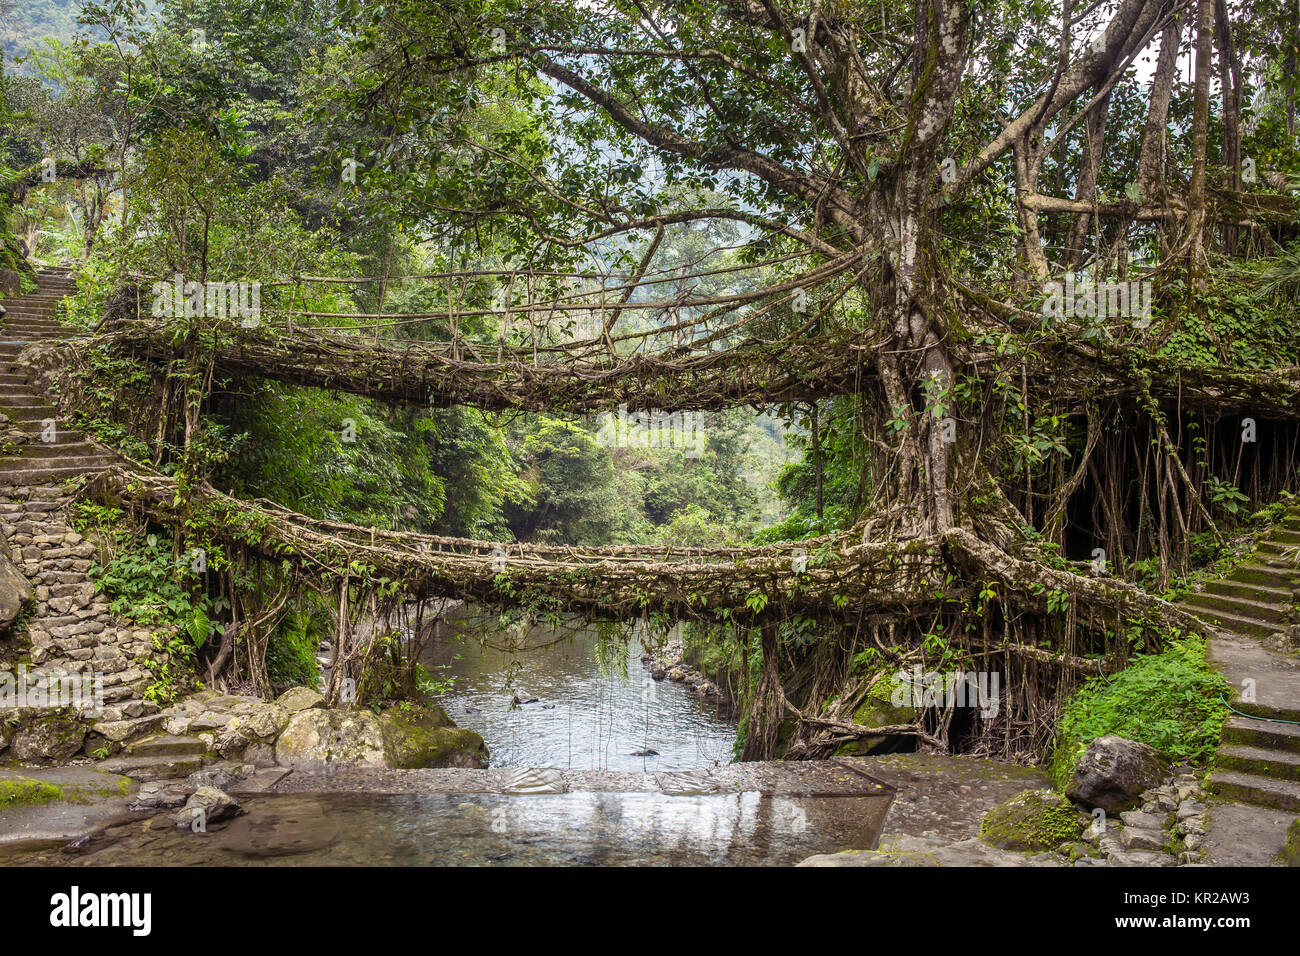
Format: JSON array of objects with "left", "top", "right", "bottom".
[
  {"left": 979, "top": 789, "right": 1085, "bottom": 852},
  {"left": 1049, "top": 637, "right": 1230, "bottom": 790},
  {"left": 0, "top": 777, "right": 67, "bottom": 808},
  {"left": 93, "top": 776, "right": 133, "bottom": 799},
  {"left": 379, "top": 704, "right": 488, "bottom": 768},
  {"left": 1281, "top": 817, "right": 1300, "bottom": 867},
  {"left": 832, "top": 676, "right": 916, "bottom": 757}
]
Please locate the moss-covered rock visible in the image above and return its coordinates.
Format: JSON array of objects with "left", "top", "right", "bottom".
[
  {"left": 0, "top": 550, "right": 33, "bottom": 628},
  {"left": 274, "top": 707, "right": 387, "bottom": 770},
  {"left": 1283, "top": 817, "right": 1300, "bottom": 867},
  {"left": 379, "top": 704, "right": 489, "bottom": 769},
  {"left": 832, "top": 677, "right": 916, "bottom": 757},
  {"left": 979, "top": 788, "right": 1086, "bottom": 852},
  {"left": 9, "top": 714, "right": 88, "bottom": 763}
]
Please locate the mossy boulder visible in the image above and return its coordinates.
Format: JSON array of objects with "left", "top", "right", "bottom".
[
  {"left": 1065, "top": 735, "right": 1170, "bottom": 814},
  {"left": 274, "top": 704, "right": 489, "bottom": 770},
  {"left": 979, "top": 788, "right": 1087, "bottom": 852},
  {"left": 379, "top": 704, "right": 489, "bottom": 769},
  {"left": 0, "top": 551, "right": 33, "bottom": 628},
  {"left": 9, "top": 714, "right": 87, "bottom": 763},
  {"left": 274, "top": 707, "right": 388, "bottom": 771},
  {"left": 832, "top": 678, "right": 916, "bottom": 757},
  {"left": 1283, "top": 817, "right": 1300, "bottom": 867},
  {"left": 275, "top": 686, "right": 325, "bottom": 713}
]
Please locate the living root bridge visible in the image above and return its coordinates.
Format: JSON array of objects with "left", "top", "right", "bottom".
[
  {"left": 81, "top": 468, "right": 1209, "bottom": 638},
  {"left": 92, "top": 319, "right": 880, "bottom": 413},
  {"left": 80, "top": 468, "right": 946, "bottom": 622},
  {"left": 91, "top": 311, "right": 1300, "bottom": 423}
]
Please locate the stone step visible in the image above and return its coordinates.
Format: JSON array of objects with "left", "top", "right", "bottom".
[
  {"left": 0, "top": 441, "right": 105, "bottom": 459},
  {"left": 1184, "top": 605, "right": 1279, "bottom": 638},
  {"left": 1209, "top": 635, "right": 1300, "bottom": 722},
  {"left": 126, "top": 733, "right": 207, "bottom": 758},
  {"left": 2, "top": 421, "right": 86, "bottom": 439},
  {"left": 1255, "top": 540, "right": 1300, "bottom": 561},
  {"left": 98, "top": 753, "right": 204, "bottom": 782},
  {"left": 0, "top": 394, "right": 49, "bottom": 407},
  {"left": 1201, "top": 578, "right": 1295, "bottom": 604},
  {"left": 0, "top": 461, "right": 115, "bottom": 483},
  {"left": 1181, "top": 592, "right": 1288, "bottom": 625},
  {"left": 1222, "top": 715, "right": 1300, "bottom": 755},
  {"left": 1224, "top": 563, "right": 1299, "bottom": 591},
  {"left": 0, "top": 405, "right": 60, "bottom": 421},
  {"left": 1217, "top": 743, "right": 1300, "bottom": 782},
  {"left": 1207, "top": 769, "right": 1300, "bottom": 812}
]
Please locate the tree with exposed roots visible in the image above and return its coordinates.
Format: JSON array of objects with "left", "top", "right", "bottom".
[{"left": 27, "top": 0, "right": 1300, "bottom": 758}]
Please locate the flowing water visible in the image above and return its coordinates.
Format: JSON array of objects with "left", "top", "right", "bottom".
[
  {"left": 422, "top": 609, "right": 737, "bottom": 771},
  {"left": 0, "top": 606, "right": 894, "bottom": 866}
]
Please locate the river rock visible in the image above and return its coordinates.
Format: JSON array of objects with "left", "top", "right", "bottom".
[
  {"left": 275, "top": 708, "right": 388, "bottom": 771},
  {"left": 511, "top": 691, "right": 539, "bottom": 705},
  {"left": 174, "top": 786, "right": 244, "bottom": 829},
  {"left": 1065, "top": 736, "right": 1170, "bottom": 814},
  {"left": 378, "top": 704, "right": 489, "bottom": 769},
  {"left": 798, "top": 834, "right": 1064, "bottom": 867},
  {"left": 130, "top": 780, "right": 193, "bottom": 811},
  {"left": 1120, "top": 826, "right": 1167, "bottom": 851}
]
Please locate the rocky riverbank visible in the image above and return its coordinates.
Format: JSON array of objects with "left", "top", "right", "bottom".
[
  {"left": 800, "top": 738, "right": 1213, "bottom": 867},
  {"left": 641, "top": 640, "right": 734, "bottom": 708}
]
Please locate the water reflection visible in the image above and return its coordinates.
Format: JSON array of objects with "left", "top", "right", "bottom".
[{"left": 0, "top": 790, "right": 890, "bottom": 867}]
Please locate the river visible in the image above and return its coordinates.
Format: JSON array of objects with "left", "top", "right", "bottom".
[
  {"left": 422, "top": 608, "right": 737, "bottom": 771},
  {"left": 0, "top": 607, "right": 896, "bottom": 866}
]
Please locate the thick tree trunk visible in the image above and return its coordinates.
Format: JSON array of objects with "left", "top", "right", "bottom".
[
  {"left": 1137, "top": 17, "right": 1184, "bottom": 197},
  {"left": 1186, "top": 0, "right": 1215, "bottom": 286}
]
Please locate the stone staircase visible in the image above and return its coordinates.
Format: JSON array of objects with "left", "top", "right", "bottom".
[
  {"left": 0, "top": 266, "right": 117, "bottom": 485},
  {"left": 1176, "top": 505, "right": 1300, "bottom": 838},
  {"left": 0, "top": 266, "right": 163, "bottom": 761}
]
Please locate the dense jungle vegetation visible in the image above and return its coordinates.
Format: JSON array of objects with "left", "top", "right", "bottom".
[{"left": 1, "top": 0, "right": 1297, "bottom": 767}]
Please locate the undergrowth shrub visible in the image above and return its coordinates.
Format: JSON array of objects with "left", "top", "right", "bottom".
[{"left": 1049, "top": 637, "right": 1230, "bottom": 790}]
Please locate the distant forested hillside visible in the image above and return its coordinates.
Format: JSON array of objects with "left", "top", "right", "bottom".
[{"left": 1, "top": 0, "right": 115, "bottom": 63}]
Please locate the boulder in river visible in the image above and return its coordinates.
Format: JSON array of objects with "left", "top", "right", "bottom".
[
  {"left": 174, "top": 786, "right": 244, "bottom": 830},
  {"left": 1065, "top": 736, "right": 1170, "bottom": 814},
  {"left": 511, "top": 691, "right": 539, "bottom": 706},
  {"left": 379, "top": 704, "right": 490, "bottom": 769},
  {"left": 275, "top": 704, "right": 490, "bottom": 770}
]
